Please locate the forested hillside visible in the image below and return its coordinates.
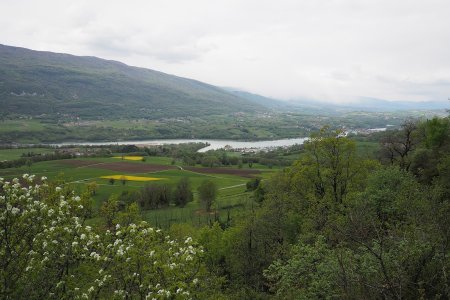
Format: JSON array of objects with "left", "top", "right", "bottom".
[
  {"left": 0, "top": 44, "right": 264, "bottom": 119},
  {"left": 213, "top": 116, "right": 450, "bottom": 298}
]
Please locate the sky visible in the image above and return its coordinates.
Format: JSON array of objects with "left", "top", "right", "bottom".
[{"left": 0, "top": 0, "right": 449, "bottom": 103}]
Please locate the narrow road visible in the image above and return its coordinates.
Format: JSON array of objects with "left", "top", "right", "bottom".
[{"left": 219, "top": 183, "right": 246, "bottom": 190}]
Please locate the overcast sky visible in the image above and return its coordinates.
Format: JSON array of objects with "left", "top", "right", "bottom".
[{"left": 0, "top": 0, "right": 449, "bottom": 103}]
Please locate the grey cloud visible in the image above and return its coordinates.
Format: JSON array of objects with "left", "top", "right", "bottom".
[
  {"left": 86, "top": 34, "right": 212, "bottom": 63},
  {"left": 330, "top": 71, "right": 352, "bottom": 82},
  {"left": 0, "top": 0, "right": 449, "bottom": 102}
]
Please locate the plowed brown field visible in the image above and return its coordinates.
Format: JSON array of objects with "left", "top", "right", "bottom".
[
  {"left": 184, "top": 167, "right": 260, "bottom": 178},
  {"left": 60, "top": 160, "right": 176, "bottom": 173}
]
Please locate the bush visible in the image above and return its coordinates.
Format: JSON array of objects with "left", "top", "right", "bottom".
[{"left": 0, "top": 175, "right": 207, "bottom": 299}]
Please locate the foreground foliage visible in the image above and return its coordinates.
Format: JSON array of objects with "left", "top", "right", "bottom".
[
  {"left": 0, "top": 175, "right": 210, "bottom": 299},
  {"left": 187, "top": 123, "right": 450, "bottom": 299},
  {"left": 2, "top": 116, "right": 449, "bottom": 299}
]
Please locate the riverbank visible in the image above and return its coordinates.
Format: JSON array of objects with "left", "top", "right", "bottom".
[{"left": 49, "top": 138, "right": 308, "bottom": 152}]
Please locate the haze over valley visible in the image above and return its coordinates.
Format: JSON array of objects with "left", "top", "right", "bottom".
[
  {"left": 0, "top": 44, "right": 446, "bottom": 143},
  {"left": 1, "top": 1, "right": 449, "bottom": 299}
]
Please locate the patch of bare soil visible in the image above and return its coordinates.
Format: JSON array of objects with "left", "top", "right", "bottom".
[
  {"left": 185, "top": 167, "right": 261, "bottom": 178},
  {"left": 60, "top": 160, "right": 176, "bottom": 173},
  {"left": 59, "top": 160, "right": 102, "bottom": 167}
]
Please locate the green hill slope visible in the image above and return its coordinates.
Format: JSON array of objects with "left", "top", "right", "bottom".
[{"left": 0, "top": 44, "right": 264, "bottom": 119}]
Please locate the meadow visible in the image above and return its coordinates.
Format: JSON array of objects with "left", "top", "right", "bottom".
[
  {"left": 0, "top": 147, "right": 55, "bottom": 161},
  {"left": 0, "top": 151, "right": 275, "bottom": 228}
]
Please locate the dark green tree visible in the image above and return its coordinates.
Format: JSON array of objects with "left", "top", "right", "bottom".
[
  {"left": 100, "top": 195, "right": 119, "bottom": 229},
  {"left": 379, "top": 120, "right": 418, "bottom": 171},
  {"left": 246, "top": 177, "right": 261, "bottom": 191},
  {"left": 173, "top": 177, "right": 193, "bottom": 207},
  {"left": 197, "top": 180, "right": 217, "bottom": 212}
]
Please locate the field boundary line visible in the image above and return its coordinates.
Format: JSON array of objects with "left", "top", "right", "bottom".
[
  {"left": 217, "top": 192, "right": 248, "bottom": 200},
  {"left": 182, "top": 169, "right": 228, "bottom": 179},
  {"left": 75, "top": 162, "right": 110, "bottom": 169},
  {"left": 219, "top": 183, "right": 246, "bottom": 190}
]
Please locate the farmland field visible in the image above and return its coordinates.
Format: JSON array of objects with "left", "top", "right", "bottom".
[
  {"left": 0, "top": 153, "right": 274, "bottom": 228},
  {"left": 0, "top": 147, "right": 56, "bottom": 161},
  {"left": 100, "top": 175, "right": 163, "bottom": 181},
  {"left": 112, "top": 155, "right": 145, "bottom": 161}
]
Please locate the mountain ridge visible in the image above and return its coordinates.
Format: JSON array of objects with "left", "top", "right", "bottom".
[
  {"left": 0, "top": 44, "right": 266, "bottom": 119},
  {"left": 0, "top": 44, "right": 446, "bottom": 121}
]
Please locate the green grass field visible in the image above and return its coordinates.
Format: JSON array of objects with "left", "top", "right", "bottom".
[
  {"left": 0, "top": 154, "right": 274, "bottom": 228},
  {"left": 0, "top": 147, "right": 56, "bottom": 161},
  {"left": 0, "top": 119, "right": 47, "bottom": 132}
]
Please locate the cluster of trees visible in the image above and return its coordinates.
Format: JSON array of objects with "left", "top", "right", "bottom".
[
  {"left": 143, "top": 143, "right": 208, "bottom": 158},
  {"left": 110, "top": 178, "right": 218, "bottom": 213},
  {"left": 108, "top": 143, "right": 207, "bottom": 158},
  {"left": 0, "top": 175, "right": 217, "bottom": 299},
  {"left": 379, "top": 117, "right": 450, "bottom": 183},
  {"left": 0, "top": 151, "right": 73, "bottom": 169},
  {"left": 179, "top": 148, "right": 299, "bottom": 169},
  {"left": 0, "top": 147, "right": 113, "bottom": 169},
  {"left": 108, "top": 142, "right": 301, "bottom": 169},
  {"left": 110, "top": 178, "right": 195, "bottom": 212},
  {"left": 185, "top": 118, "right": 450, "bottom": 298}
]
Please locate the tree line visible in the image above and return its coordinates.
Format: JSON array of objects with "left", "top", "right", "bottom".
[
  {"left": 185, "top": 116, "right": 450, "bottom": 299},
  {"left": 0, "top": 151, "right": 74, "bottom": 169}
]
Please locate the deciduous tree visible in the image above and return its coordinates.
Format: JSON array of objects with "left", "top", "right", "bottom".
[
  {"left": 173, "top": 177, "right": 193, "bottom": 207},
  {"left": 197, "top": 180, "right": 217, "bottom": 212},
  {"left": 0, "top": 175, "right": 209, "bottom": 299}
]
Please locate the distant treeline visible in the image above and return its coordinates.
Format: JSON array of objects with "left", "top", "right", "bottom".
[
  {"left": 0, "top": 144, "right": 57, "bottom": 150},
  {"left": 0, "top": 149, "right": 111, "bottom": 169},
  {"left": 0, "top": 152, "right": 72, "bottom": 169},
  {"left": 112, "top": 143, "right": 208, "bottom": 157},
  {"left": 182, "top": 145, "right": 304, "bottom": 169},
  {"left": 111, "top": 143, "right": 299, "bottom": 168}
]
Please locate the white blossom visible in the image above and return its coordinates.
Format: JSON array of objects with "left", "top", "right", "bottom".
[{"left": 1, "top": 174, "right": 203, "bottom": 299}]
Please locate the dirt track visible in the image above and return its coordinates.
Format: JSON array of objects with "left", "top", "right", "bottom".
[
  {"left": 184, "top": 167, "right": 261, "bottom": 178},
  {"left": 60, "top": 160, "right": 101, "bottom": 167},
  {"left": 60, "top": 160, "right": 176, "bottom": 173},
  {"left": 59, "top": 160, "right": 260, "bottom": 176}
]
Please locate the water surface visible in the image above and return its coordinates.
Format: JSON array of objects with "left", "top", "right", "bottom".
[{"left": 54, "top": 138, "right": 308, "bottom": 152}]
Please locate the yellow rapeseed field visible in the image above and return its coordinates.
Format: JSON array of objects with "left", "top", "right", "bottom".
[
  {"left": 100, "top": 175, "right": 162, "bottom": 181},
  {"left": 113, "top": 156, "right": 144, "bottom": 161}
]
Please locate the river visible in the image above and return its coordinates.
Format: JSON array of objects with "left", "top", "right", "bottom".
[{"left": 53, "top": 138, "right": 308, "bottom": 152}]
